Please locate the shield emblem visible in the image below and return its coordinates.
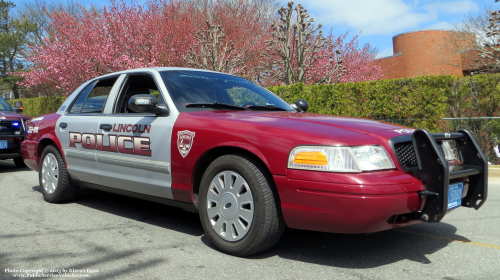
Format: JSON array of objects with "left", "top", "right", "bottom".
[{"left": 177, "top": 130, "right": 196, "bottom": 158}]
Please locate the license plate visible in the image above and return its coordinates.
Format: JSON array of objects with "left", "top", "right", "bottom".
[
  {"left": 0, "top": 140, "right": 7, "bottom": 149},
  {"left": 448, "top": 182, "right": 464, "bottom": 209}
]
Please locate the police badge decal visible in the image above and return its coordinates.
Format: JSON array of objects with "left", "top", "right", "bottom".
[{"left": 177, "top": 130, "right": 195, "bottom": 158}]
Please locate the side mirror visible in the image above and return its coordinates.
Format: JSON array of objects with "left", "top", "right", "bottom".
[
  {"left": 13, "top": 101, "right": 23, "bottom": 113},
  {"left": 128, "top": 94, "right": 157, "bottom": 113},
  {"left": 294, "top": 99, "right": 309, "bottom": 112},
  {"left": 156, "top": 105, "right": 169, "bottom": 116},
  {"left": 128, "top": 94, "right": 169, "bottom": 115}
]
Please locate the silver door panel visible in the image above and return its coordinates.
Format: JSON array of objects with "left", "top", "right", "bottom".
[
  {"left": 56, "top": 116, "right": 102, "bottom": 184},
  {"left": 96, "top": 113, "right": 178, "bottom": 199}
]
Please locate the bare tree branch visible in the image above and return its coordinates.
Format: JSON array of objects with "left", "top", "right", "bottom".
[
  {"left": 477, "top": 2, "right": 500, "bottom": 72},
  {"left": 184, "top": 21, "right": 244, "bottom": 75},
  {"left": 259, "top": 1, "right": 345, "bottom": 85}
]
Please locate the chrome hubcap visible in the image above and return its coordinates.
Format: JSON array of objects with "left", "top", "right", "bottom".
[
  {"left": 41, "top": 153, "right": 59, "bottom": 194},
  {"left": 206, "top": 171, "right": 254, "bottom": 242}
]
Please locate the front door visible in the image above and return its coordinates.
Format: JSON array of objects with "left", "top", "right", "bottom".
[{"left": 96, "top": 72, "right": 176, "bottom": 199}]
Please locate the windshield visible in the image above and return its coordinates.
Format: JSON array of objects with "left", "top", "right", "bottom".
[
  {"left": 0, "top": 97, "right": 13, "bottom": 111},
  {"left": 160, "top": 70, "right": 292, "bottom": 112}
]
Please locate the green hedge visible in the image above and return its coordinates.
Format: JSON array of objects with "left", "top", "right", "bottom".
[
  {"left": 446, "top": 74, "right": 500, "bottom": 119},
  {"left": 268, "top": 76, "right": 460, "bottom": 131},
  {"left": 7, "top": 96, "right": 68, "bottom": 118},
  {"left": 9, "top": 74, "right": 500, "bottom": 122},
  {"left": 269, "top": 74, "right": 500, "bottom": 121}
]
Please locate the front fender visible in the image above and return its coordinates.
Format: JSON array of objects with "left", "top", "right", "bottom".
[{"left": 210, "top": 141, "right": 271, "bottom": 169}]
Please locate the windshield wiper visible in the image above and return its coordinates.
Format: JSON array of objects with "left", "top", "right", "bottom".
[
  {"left": 245, "top": 105, "right": 289, "bottom": 111},
  {"left": 185, "top": 102, "right": 247, "bottom": 110}
]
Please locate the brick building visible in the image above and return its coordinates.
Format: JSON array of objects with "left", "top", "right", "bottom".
[{"left": 378, "top": 30, "right": 477, "bottom": 79}]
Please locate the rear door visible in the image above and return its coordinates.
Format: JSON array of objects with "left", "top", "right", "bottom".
[
  {"left": 96, "top": 71, "right": 178, "bottom": 199},
  {"left": 56, "top": 76, "right": 120, "bottom": 184}
]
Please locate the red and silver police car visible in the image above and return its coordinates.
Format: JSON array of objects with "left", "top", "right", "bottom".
[
  {"left": 0, "top": 96, "right": 30, "bottom": 167},
  {"left": 21, "top": 68, "right": 488, "bottom": 256}
]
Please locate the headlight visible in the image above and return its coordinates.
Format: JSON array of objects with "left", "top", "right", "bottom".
[
  {"left": 440, "top": 140, "right": 462, "bottom": 163},
  {"left": 288, "top": 145, "right": 395, "bottom": 172}
]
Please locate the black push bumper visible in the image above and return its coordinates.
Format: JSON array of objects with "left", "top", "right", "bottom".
[{"left": 390, "top": 129, "right": 488, "bottom": 223}]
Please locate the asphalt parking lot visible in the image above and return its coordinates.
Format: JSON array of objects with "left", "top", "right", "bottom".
[{"left": 1, "top": 159, "right": 499, "bottom": 280}]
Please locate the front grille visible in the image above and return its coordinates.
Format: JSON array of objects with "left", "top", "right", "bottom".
[
  {"left": 394, "top": 140, "right": 460, "bottom": 168},
  {"left": 0, "top": 121, "right": 15, "bottom": 135},
  {"left": 395, "top": 142, "right": 418, "bottom": 168},
  {"left": 0, "top": 131, "right": 14, "bottom": 135}
]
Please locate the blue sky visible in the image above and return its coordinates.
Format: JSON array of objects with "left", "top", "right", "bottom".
[
  {"left": 301, "top": 0, "right": 493, "bottom": 57},
  {"left": 14, "top": 0, "right": 495, "bottom": 58}
]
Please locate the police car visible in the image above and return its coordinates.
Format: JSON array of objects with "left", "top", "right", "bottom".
[
  {"left": 0, "top": 96, "right": 30, "bottom": 167},
  {"left": 21, "top": 68, "right": 488, "bottom": 256}
]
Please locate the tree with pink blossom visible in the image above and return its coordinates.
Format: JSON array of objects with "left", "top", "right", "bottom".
[
  {"left": 19, "top": 0, "right": 273, "bottom": 94},
  {"left": 18, "top": 0, "right": 383, "bottom": 94},
  {"left": 19, "top": 0, "right": 200, "bottom": 94}
]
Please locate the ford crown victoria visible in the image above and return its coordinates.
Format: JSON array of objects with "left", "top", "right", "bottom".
[{"left": 21, "top": 68, "right": 488, "bottom": 256}]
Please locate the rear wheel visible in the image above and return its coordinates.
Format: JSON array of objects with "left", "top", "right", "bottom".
[
  {"left": 39, "top": 145, "right": 78, "bottom": 203},
  {"left": 13, "top": 157, "right": 27, "bottom": 168},
  {"left": 199, "top": 154, "right": 284, "bottom": 256}
]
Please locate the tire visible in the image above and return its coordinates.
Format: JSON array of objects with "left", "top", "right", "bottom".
[
  {"left": 13, "top": 157, "right": 27, "bottom": 168},
  {"left": 199, "top": 154, "right": 285, "bottom": 256},
  {"left": 39, "top": 144, "right": 79, "bottom": 203}
]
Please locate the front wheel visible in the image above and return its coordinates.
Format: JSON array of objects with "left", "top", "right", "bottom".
[
  {"left": 199, "top": 154, "right": 284, "bottom": 256},
  {"left": 39, "top": 144, "right": 79, "bottom": 203}
]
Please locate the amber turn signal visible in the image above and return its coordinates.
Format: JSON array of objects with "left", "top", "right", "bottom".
[{"left": 293, "top": 151, "right": 328, "bottom": 166}]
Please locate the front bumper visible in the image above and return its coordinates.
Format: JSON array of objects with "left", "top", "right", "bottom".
[
  {"left": 274, "top": 170, "right": 425, "bottom": 234},
  {"left": 0, "top": 136, "right": 23, "bottom": 159}
]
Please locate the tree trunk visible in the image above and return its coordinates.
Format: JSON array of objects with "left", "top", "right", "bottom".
[{"left": 12, "top": 83, "right": 19, "bottom": 99}]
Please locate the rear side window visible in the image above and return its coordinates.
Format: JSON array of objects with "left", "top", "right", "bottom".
[
  {"left": 68, "top": 77, "right": 118, "bottom": 114},
  {"left": 69, "top": 81, "right": 97, "bottom": 114}
]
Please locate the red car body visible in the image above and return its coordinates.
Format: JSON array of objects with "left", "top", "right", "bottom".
[{"left": 23, "top": 110, "right": 428, "bottom": 233}]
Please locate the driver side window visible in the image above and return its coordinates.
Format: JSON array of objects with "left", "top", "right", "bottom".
[{"left": 115, "top": 74, "right": 165, "bottom": 114}]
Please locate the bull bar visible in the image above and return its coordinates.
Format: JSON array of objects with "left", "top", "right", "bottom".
[{"left": 389, "top": 129, "right": 488, "bottom": 223}]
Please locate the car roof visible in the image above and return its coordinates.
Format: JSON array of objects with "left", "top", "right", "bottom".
[{"left": 96, "top": 67, "right": 237, "bottom": 80}]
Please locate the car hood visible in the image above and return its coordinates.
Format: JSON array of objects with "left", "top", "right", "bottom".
[
  {"left": 183, "top": 111, "right": 414, "bottom": 145},
  {"left": 0, "top": 111, "right": 30, "bottom": 120}
]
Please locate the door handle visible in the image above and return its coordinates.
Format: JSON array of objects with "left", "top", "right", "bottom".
[
  {"left": 100, "top": 124, "right": 113, "bottom": 130},
  {"left": 59, "top": 122, "right": 67, "bottom": 128}
]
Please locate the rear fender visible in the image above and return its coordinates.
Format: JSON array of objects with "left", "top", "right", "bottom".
[{"left": 37, "top": 134, "right": 66, "bottom": 168}]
